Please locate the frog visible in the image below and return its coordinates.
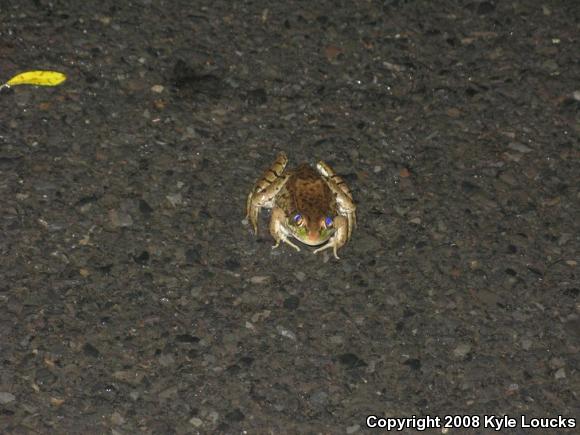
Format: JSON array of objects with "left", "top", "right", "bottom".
[{"left": 246, "top": 152, "right": 356, "bottom": 259}]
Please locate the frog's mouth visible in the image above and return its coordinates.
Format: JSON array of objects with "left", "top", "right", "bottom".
[
  {"left": 297, "top": 238, "right": 328, "bottom": 247},
  {"left": 291, "top": 226, "right": 334, "bottom": 247}
]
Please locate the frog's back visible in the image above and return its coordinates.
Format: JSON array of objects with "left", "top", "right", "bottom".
[{"left": 285, "top": 163, "right": 334, "bottom": 216}]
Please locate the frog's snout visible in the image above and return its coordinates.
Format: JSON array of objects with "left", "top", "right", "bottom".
[{"left": 307, "top": 231, "right": 319, "bottom": 241}]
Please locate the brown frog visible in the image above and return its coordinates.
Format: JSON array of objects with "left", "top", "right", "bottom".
[{"left": 246, "top": 152, "right": 356, "bottom": 259}]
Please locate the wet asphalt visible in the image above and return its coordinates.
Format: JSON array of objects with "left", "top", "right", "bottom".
[{"left": 0, "top": 0, "right": 579, "bottom": 434}]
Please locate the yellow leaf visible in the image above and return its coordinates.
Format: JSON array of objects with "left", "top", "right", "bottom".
[{"left": 6, "top": 70, "right": 67, "bottom": 87}]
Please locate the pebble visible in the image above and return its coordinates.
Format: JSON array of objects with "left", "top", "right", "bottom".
[
  {"left": 250, "top": 275, "right": 271, "bottom": 284},
  {"left": 503, "top": 152, "right": 521, "bottom": 162},
  {"left": 50, "top": 397, "right": 64, "bottom": 407},
  {"left": 508, "top": 142, "right": 533, "bottom": 153},
  {"left": 330, "top": 335, "right": 344, "bottom": 344},
  {"left": 346, "top": 424, "right": 361, "bottom": 434},
  {"left": 109, "top": 209, "right": 133, "bottom": 228},
  {"left": 159, "top": 385, "right": 178, "bottom": 400},
  {"left": 151, "top": 84, "right": 164, "bottom": 93},
  {"left": 309, "top": 391, "right": 328, "bottom": 407},
  {"left": 498, "top": 172, "right": 518, "bottom": 186},
  {"left": 276, "top": 325, "right": 297, "bottom": 340},
  {"left": 182, "top": 126, "right": 198, "bottom": 139},
  {"left": 506, "top": 383, "right": 519, "bottom": 394},
  {"left": 166, "top": 193, "right": 183, "bottom": 207},
  {"left": 251, "top": 310, "right": 271, "bottom": 323},
  {"left": 98, "top": 16, "right": 112, "bottom": 25},
  {"left": 207, "top": 411, "right": 219, "bottom": 424},
  {"left": 189, "top": 417, "right": 203, "bottom": 427},
  {"left": 112, "top": 370, "right": 144, "bottom": 385},
  {"left": 521, "top": 338, "right": 532, "bottom": 350},
  {"left": 294, "top": 271, "right": 306, "bottom": 281},
  {"left": 554, "top": 368, "right": 566, "bottom": 379},
  {"left": 558, "top": 233, "right": 572, "bottom": 246},
  {"left": 0, "top": 392, "right": 16, "bottom": 404},
  {"left": 110, "top": 412, "right": 125, "bottom": 426},
  {"left": 453, "top": 343, "right": 471, "bottom": 358},
  {"left": 158, "top": 353, "right": 175, "bottom": 367},
  {"left": 446, "top": 108, "right": 461, "bottom": 118}
]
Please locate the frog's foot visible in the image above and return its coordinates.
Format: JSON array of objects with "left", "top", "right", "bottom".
[
  {"left": 270, "top": 207, "right": 301, "bottom": 252},
  {"left": 272, "top": 237, "right": 301, "bottom": 252},
  {"left": 316, "top": 161, "right": 356, "bottom": 239},
  {"left": 313, "top": 216, "right": 348, "bottom": 259},
  {"left": 246, "top": 152, "right": 290, "bottom": 235}
]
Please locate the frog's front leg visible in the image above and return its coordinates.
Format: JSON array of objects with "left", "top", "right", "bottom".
[
  {"left": 313, "top": 215, "right": 348, "bottom": 259},
  {"left": 316, "top": 161, "right": 356, "bottom": 239},
  {"left": 270, "top": 207, "right": 301, "bottom": 252},
  {"left": 246, "top": 152, "right": 289, "bottom": 234}
]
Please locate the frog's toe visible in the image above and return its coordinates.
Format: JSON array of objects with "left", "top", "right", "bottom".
[
  {"left": 333, "top": 246, "right": 340, "bottom": 260},
  {"left": 315, "top": 247, "right": 340, "bottom": 260},
  {"left": 314, "top": 242, "right": 337, "bottom": 258},
  {"left": 285, "top": 238, "right": 301, "bottom": 252}
]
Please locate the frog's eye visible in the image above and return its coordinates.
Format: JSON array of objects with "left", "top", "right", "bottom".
[
  {"left": 293, "top": 214, "right": 304, "bottom": 225},
  {"left": 324, "top": 217, "right": 333, "bottom": 228}
]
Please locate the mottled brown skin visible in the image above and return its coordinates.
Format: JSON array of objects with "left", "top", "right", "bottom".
[
  {"left": 283, "top": 164, "right": 335, "bottom": 242},
  {"left": 246, "top": 152, "right": 356, "bottom": 259}
]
